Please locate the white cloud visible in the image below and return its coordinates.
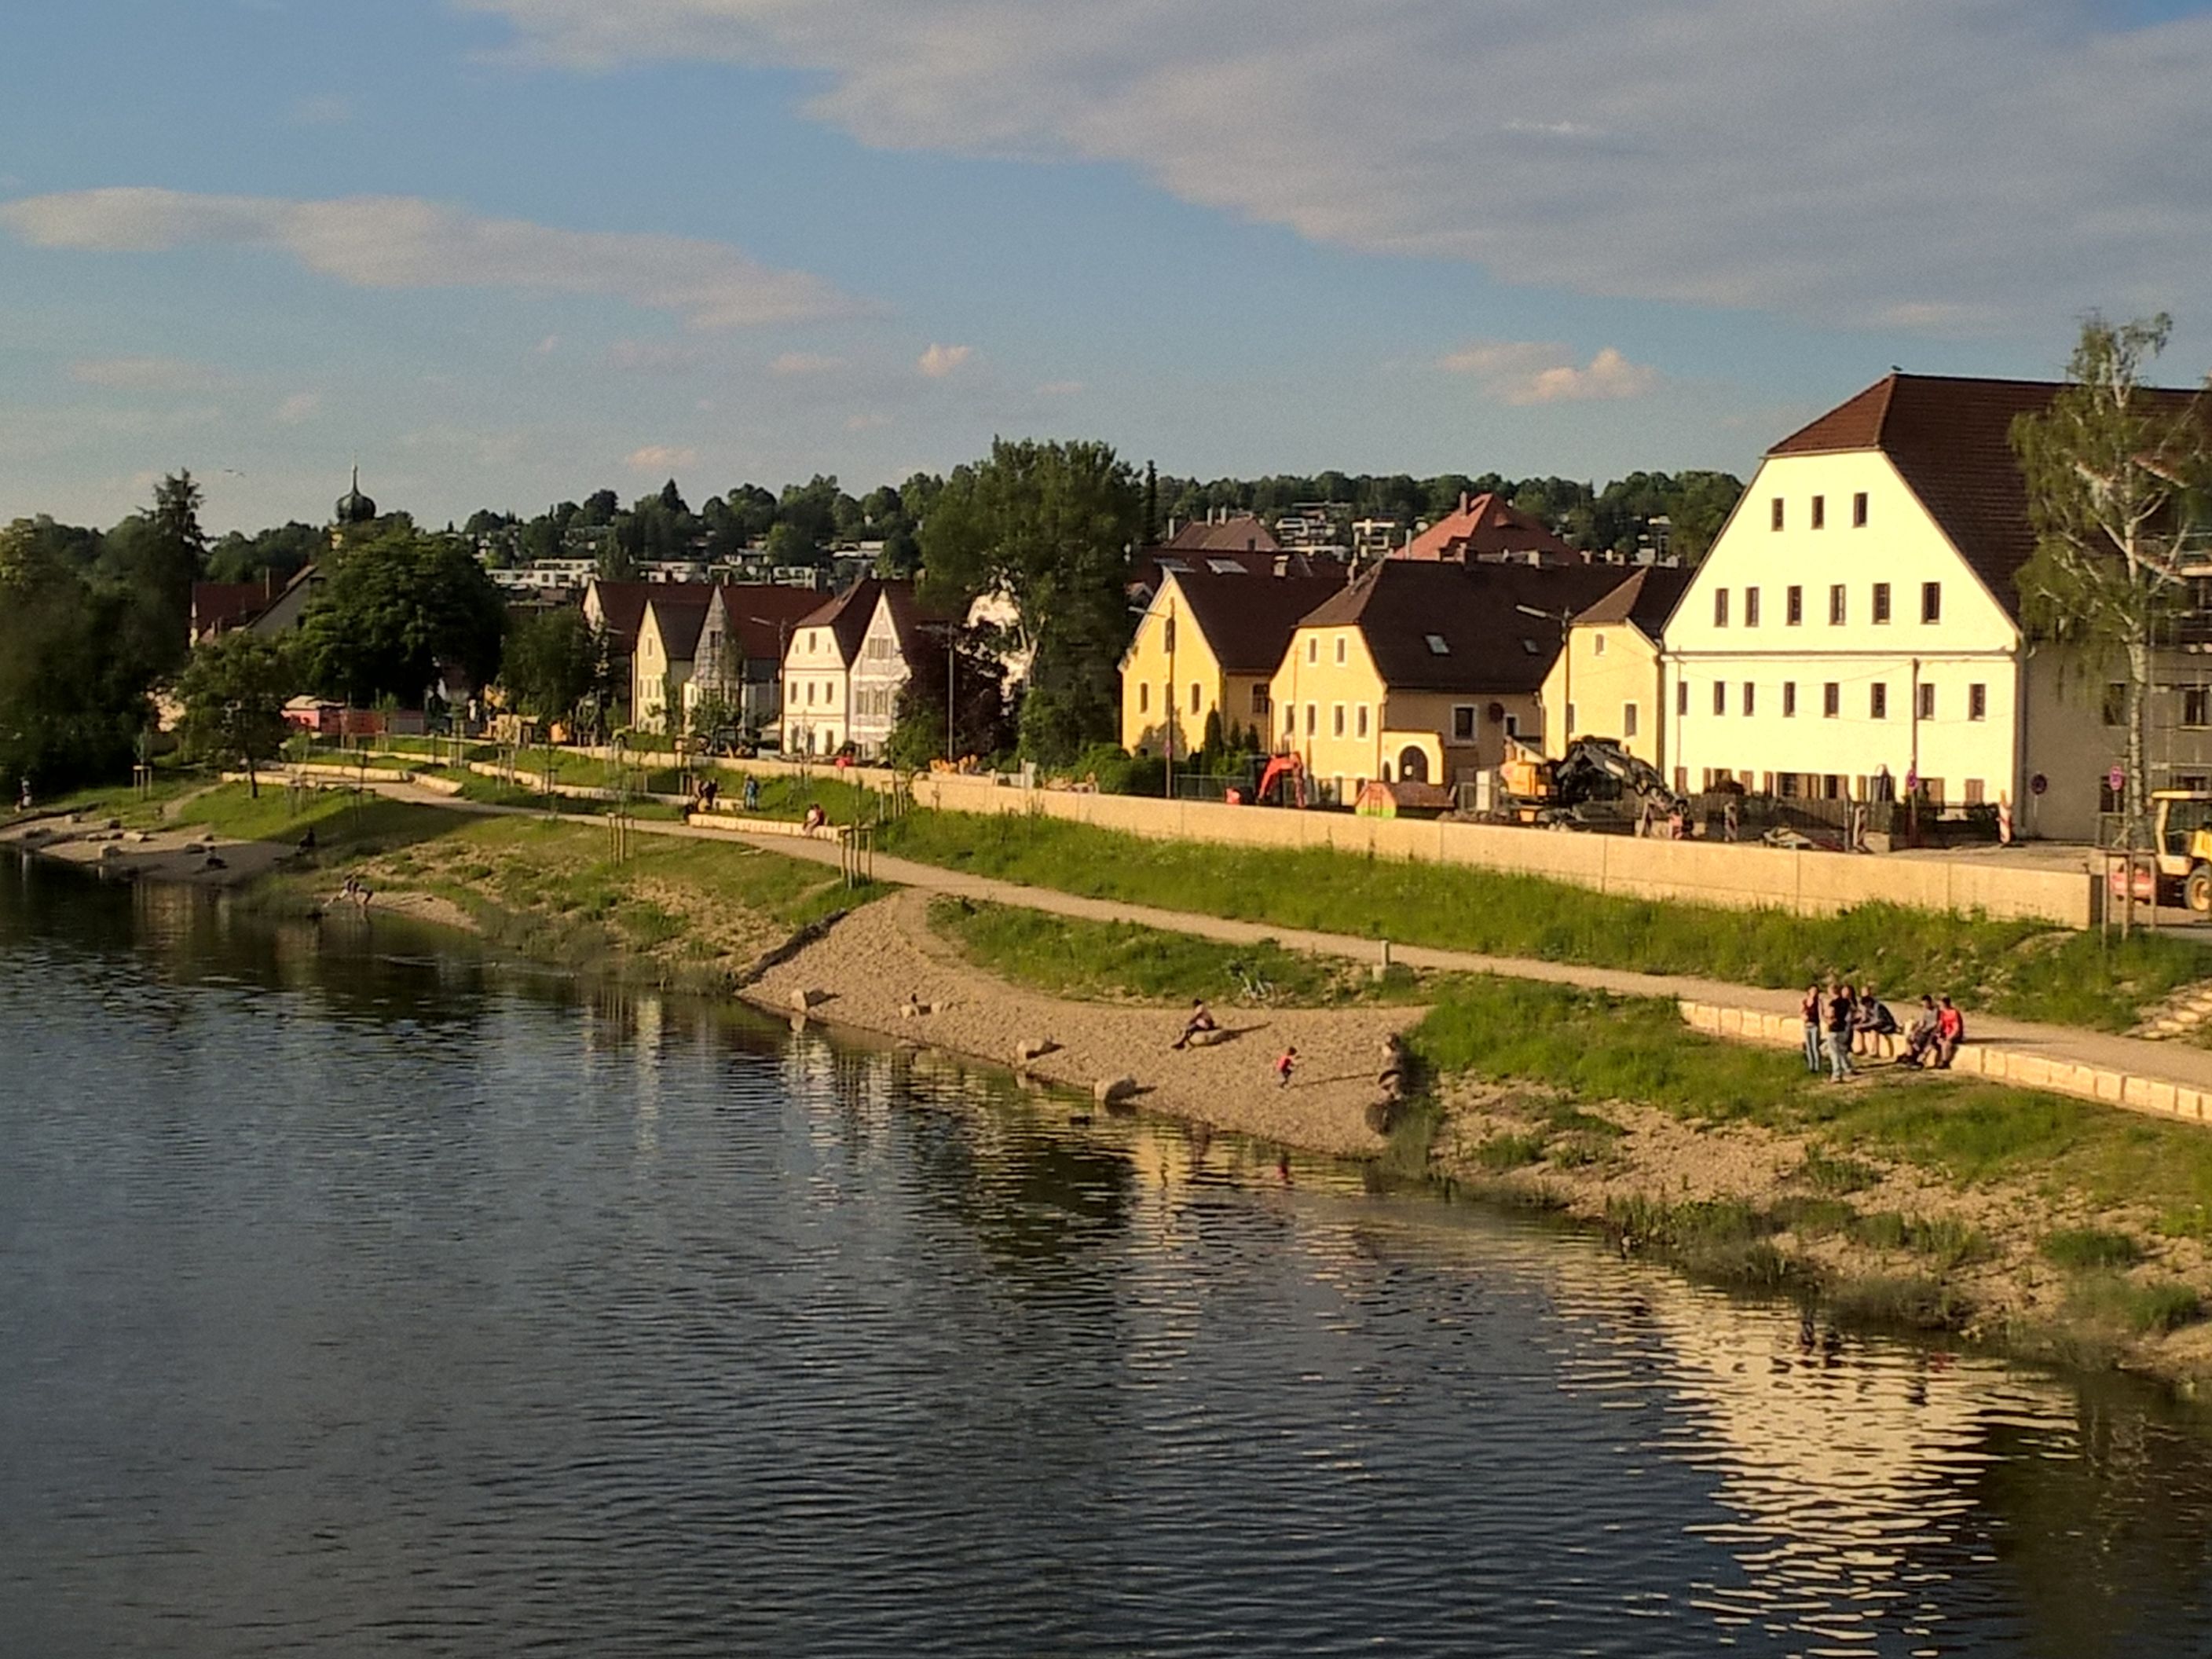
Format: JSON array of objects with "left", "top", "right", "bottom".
[
  {"left": 771, "top": 350, "right": 844, "bottom": 376},
  {"left": 463, "top": 0, "right": 2212, "bottom": 331},
  {"left": 626, "top": 443, "right": 698, "bottom": 472},
  {"left": 1439, "top": 342, "right": 1657, "bottom": 405},
  {"left": 0, "top": 187, "right": 863, "bottom": 329},
  {"left": 917, "top": 342, "right": 971, "bottom": 378},
  {"left": 68, "top": 355, "right": 229, "bottom": 393},
  {"left": 275, "top": 391, "right": 322, "bottom": 423}
]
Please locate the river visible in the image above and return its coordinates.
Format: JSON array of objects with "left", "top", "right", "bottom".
[{"left": 5, "top": 854, "right": 2212, "bottom": 1656}]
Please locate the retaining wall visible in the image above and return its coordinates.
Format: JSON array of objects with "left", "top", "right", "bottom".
[{"left": 913, "top": 775, "right": 2097, "bottom": 928}]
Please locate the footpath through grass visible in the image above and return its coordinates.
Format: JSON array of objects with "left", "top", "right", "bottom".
[{"left": 877, "top": 809, "right": 2210, "bottom": 1031}]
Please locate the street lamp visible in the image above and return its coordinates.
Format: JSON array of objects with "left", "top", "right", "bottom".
[{"left": 748, "top": 614, "right": 794, "bottom": 744}]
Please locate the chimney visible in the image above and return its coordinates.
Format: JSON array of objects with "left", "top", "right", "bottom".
[
  {"left": 1459, "top": 491, "right": 1470, "bottom": 514},
  {"left": 1273, "top": 555, "right": 1288, "bottom": 578}
]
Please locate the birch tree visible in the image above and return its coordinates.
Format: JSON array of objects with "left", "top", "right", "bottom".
[{"left": 2012, "top": 314, "right": 2210, "bottom": 844}]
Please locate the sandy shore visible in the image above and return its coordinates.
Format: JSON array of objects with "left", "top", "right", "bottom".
[
  {"left": 746, "top": 889, "right": 1418, "bottom": 1158},
  {"left": 0, "top": 811, "right": 295, "bottom": 887}
]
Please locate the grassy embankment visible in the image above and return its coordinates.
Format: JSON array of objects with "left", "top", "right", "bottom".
[
  {"left": 936, "top": 895, "right": 2212, "bottom": 1358},
  {"left": 879, "top": 810, "right": 2210, "bottom": 1033}
]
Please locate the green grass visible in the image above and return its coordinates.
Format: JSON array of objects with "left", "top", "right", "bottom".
[
  {"left": 1800, "top": 1149, "right": 1883, "bottom": 1194},
  {"left": 2038, "top": 1227, "right": 2143, "bottom": 1269},
  {"left": 1401, "top": 973, "right": 2212, "bottom": 1223},
  {"left": 2064, "top": 1273, "right": 2204, "bottom": 1335},
  {"left": 873, "top": 808, "right": 2211, "bottom": 1031},
  {"left": 925, "top": 896, "right": 1413, "bottom": 1008}
]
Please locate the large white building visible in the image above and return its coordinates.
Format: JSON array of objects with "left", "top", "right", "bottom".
[{"left": 1664, "top": 373, "right": 2209, "bottom": 842}]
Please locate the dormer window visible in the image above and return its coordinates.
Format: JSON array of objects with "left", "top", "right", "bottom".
[{"left": 1427, "top": 634, "right": 1451, "bottom": 655}]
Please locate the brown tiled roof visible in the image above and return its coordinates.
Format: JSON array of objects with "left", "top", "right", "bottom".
[
  {"left": 587, "top": 579, "right": 715, "bottom": 650},
  {"left": 1297, "top": 562, "right": 1633, "bottom": 693},
  {"left": 881, "top": 579, "right": 961, "bottom": 650},
  {"left": 1767, "top": 372, "right": 2207, "bottom": 619},
  {"left": 1399, "top": 492, "right": 1576, "bottom": 563},
  {"left": 793, "top": 577, "right": 884, "bottom": 665},
  {"left": 1571, "top": 566, "right": 1694, "bottom": 638},
  {"left": 1132, "top": 547, "right": 1335, "bottom": 596},
  {"left": 714, "top": 584, "right": 822, "bottom": 663},
  {"left": 1164, "top": 569, "right": 1348, "bottom": 675},
  {"left": 642, "top": 594, "right": 711, "bottom": 662},
  {"left": 1165, "top": 515, "right": 1281, "bottom": 553},
  {"left": 189, "top": 581, "right": 270, "bottom": 637}
]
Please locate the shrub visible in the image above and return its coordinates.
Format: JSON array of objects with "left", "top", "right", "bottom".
[{"left": 2038, "top": 1227, "right": 2142, "bottom": 1269}]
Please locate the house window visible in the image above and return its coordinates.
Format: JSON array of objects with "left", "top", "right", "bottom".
[
  {"left": 1829, "top": 584, "right": 1847, "bottom": 625},
  {"left": 1714, "top": 588, "right": 1730, "bottom": 628},
  {"left": 1741, "top": 682, "right": 1756, "bottom": 716},
  {"left": 1771, "top": 497, "right": 1785, "bottom": 531},
  {"left": 1823, "top": 682, "right": 1840, "bottom": 718},
  {"left": 1786, "top": 585, "right": 1803, "bottom": 626},
  {"left": 2187, "top": 687, "right": 2211, "bottom": 728},
  {"left": 1190, "top": 682, "right": 1201, "bottom": 714},
  {"left": 1138, "top": 683, "right": 1150, "bottom": 714},
  {"left": 1307, "top": 638, "right": 1318, "bottom": 664},
  {"left": 1811, "top": 495, "right": 1826, "bottom": 529},
  {"left": 1251, "top": 684, "right": 1271, "bottom": 716},
  {"left": 1745, "top": 587, "right": 1760, "bottom": 628},
  {"left": 1332, "top": 705, "right": 1346, "bottom": 737},
  {"left": 1623, "top": 702, "right": 1639, "bottom": 738},
  {"left": 1566, "top": 701, "right": 1577, "bottom": 735},
  {"left": 1783, "top": 681, "right": 1797, "bottom": 717},
  {"left": 1965, "top": 778, "right": 1986, "bottom": 804},
  {"left": 1452, "top": 705, "right": 1476, "bottom": 740},
  {"left": 825, "top": 681, "right": 836, "bottom": 706},
  {"left": 1675, "top": 767, "right": 1690, "bottom": 794},
  {"left": 1593, "top": 632, "right": 1607, "bottom": 657},
  {"left": 1873, "top": 582, "right": 1892, "bottom": 624},
  {"left": 1870, "top": 683, "right": 1888, "bottom": 720},
  {"left": 1356, "top": 705, "right": 1370, "bottom": 738},
  {"left": 1853, "top": 492, "right": 1869, "bottom": 528},
  {"left": 1918, "top": 682, "right": 1936, "bottom": 720},
  {"left": 806, "top": 680, "right": 816, "bottom": 706},
  {"left": 2104, "top": 683, "right": 2126, "bottom": 727},
  {"left": 1306, "top": 703, "right": 1318, "bottom": 735},
  {"left": 1676, "top": 681, "right": 1690, "bottom": 717},
  {"left": 1335, "top": 637, "right": 1346, "bottom": 664},
  {"left": 1712, "top": 682, "right": 1726, "bottom": 716},
  {"left": 1504, "top": 715, "right": 1520, "bottom": 738},
  {"left": 1969, "top": 683, "right": 1987, "bottom": 720},
  {"left": 1425, "top": 634, "right": 1451, "bottom": 655},
  {"left": 1922, "top": 582, "right": 1942, "bottom": 624}
]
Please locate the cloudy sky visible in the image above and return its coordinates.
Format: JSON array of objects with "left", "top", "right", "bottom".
[{"left": 5, "top": 0, "right": 2211, "bottom": 532}]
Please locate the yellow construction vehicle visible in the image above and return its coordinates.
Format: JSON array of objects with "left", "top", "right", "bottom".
[{"left": 2152, "top": 790, "right": 2212, "bottom": 911}]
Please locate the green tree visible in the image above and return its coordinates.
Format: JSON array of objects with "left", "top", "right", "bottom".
[
  {"left": 500, "top": 606, "right": 604, "bottom": 727},
  {"left": 2012, "top": 313, "right": 2210, "bottom": 844},
  {"left": 175, "top": 630, "right": 297, "bottom": 797},
  {"left": 918, "top": 438, "right": 1141, "bottom": 764},
  {"left": 0, "top": 519, "right": 152, "bottom": 796},
  {"left": 298, "top": 526, "right": 507, "bottom": 709},
  {"left": 885, "top": 624, "right": 1013, "bottom": 768}
]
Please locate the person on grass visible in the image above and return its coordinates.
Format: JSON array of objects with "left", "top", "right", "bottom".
[
  {"left": 1826, "top": 983, "right": 1856, "bottom": 1081},
  {"left": 1801, "top": 984, "right": 1824, "bottom": 1074}
]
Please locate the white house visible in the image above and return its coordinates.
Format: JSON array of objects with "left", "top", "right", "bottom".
[
  {"left": 1664, "top": 372, "right": 2209, "bottom": 840},
  {"left": 778, "top": 578, "right": 951, "bottom": 759}
]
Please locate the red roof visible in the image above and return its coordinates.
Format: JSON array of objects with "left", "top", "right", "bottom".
[
  {"left": 1298, "top": 562, "right": 1635, "bottom": 693},
  {"left": 189, "top": 581, "right": 271, "bottom": 639},
  {"left": 585, "top": 579, "right": 716, "bottom": 650},
  {"left": 1164, "top": 515, "right": 1281, "bottom": 554},
  {"left": 1767, "top": 372, "right": 2208, "bottom": 618},
  {"left": 1399, "top": 493, "right": 1577, "bottom": 564}
]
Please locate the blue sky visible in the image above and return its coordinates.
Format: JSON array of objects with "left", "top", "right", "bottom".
[{"left": 5, "top": 0, "right": 2212, "bottom": 533}]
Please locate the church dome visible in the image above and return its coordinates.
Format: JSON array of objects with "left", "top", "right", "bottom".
[{"left": 335, "top": 467, "right": 378, "bottom": 525}]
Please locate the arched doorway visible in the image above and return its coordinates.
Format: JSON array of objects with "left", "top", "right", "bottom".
[{"left": 1397, "top": 745, "right": 1430, "bottom": 784}]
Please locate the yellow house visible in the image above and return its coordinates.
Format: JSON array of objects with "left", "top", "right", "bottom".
[
  {"left": 1267, "top": 561, "right": 1632, "bottom": 805},
  {"left": 1120, "top": 568, "right": 1346, "bottom": 759},
  {"left": 632, "top": 592, "right": 711, "bottom": 733},
  {"left": 1664, "top": 372, "right": 2210, "bottom": 839},
  {"left": 1536, "top": 566, "right": 1693, "bottom": 763}
]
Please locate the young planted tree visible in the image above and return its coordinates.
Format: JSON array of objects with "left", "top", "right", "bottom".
[
  {"left": 2012, "top": 314, "right": 2210, "bottom": 845},
  {"left": 177, "top": 631, "right": 298, "bottom": 797}
]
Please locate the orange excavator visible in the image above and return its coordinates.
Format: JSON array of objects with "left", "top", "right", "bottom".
[{"left": 1239, "top": 753, "right": 1309, "bottom": 808}]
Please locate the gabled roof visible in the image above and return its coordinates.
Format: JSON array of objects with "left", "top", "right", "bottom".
[
  {"left": 189, "top": 581, "right": 270, "bottom": 637},
  {"left": 1165, "top": 515, "right": 1281, "bottom": 553},
  {"left": 1160, "top": 569, "right": 1348, "bottom": 675},
  {"left": 640, "top": 593, "right": 711, "bottom": 662},
  {"left": 791, "top": 577, "right": 884, "bottom": 666},
  {"left": 879, "top": 580, "right": 961, "bottom": 652},
  {"left": 1295, "top": 561, "right": 1632, "bottom": 692},
  {"left": 1400, "top": 492, "right": 1577, "bottom": 564},
  {"left": 1766, "top": 372, "right": 2207, "bottom": 619},
  {"left": 586, "top": 579, "right": 716, "bottom": 650},
  {"left": 1571, "top": 566, "right": 1695, "bottom": 640},
  {"left": 704, "top": 583, "right": 824, "bottom": 663},
  {"left": 1132, "top": 547, "right": 1334, "bottom": 596}
]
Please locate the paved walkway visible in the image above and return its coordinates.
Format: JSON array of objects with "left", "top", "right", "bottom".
[{"left": 346, "top": 778, "right": 2212, "bottom": 1122}]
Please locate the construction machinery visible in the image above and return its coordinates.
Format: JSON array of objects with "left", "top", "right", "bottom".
[
  {"left": 1242, "top": 753, "right": 1310, "bottom": 808},
  {"left": 2149, "top": 790, "right": 2212, "bottom": 910},
  {"left": 1494, "top": 737, "right": 1682, "bottom": 827}
]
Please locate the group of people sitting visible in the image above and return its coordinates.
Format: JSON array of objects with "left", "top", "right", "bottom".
[{"left": 1801, "top": 982, "right": 1965, "bottom": 1080}]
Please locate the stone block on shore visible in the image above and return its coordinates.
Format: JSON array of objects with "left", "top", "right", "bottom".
[
  {"left": 1185, "top": 1027, "right": 1230, "bottom": 1049},
  {"left": 790, "top": 987, "right": 828, "bottom": 1013},
  {"left": 1093, "top": 1076, "right": 1137, "bottom": 1106}
]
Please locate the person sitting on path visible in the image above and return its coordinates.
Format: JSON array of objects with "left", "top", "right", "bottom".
[
  {"left": 1800, "top": 984, "right": 1824, "bottom": 1074},
  {"left": 1171, "top": 998, "right": 1218, "bottom": 1050},
  {"left": 1934, "top": 996, "right": 1966, "bottom": 1068},
  {"left": 1275, "top": 1046, "right": 1298, "bottom": 1088},
  {"left": 1902, "top": 996, "right": 1941, "bottom": 1068},
  {"left": 1825, "top": 984, "right": 1856, "bottom": 1081}
]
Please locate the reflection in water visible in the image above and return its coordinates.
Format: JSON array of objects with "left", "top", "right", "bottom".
[{"left": 6, "top": 852, "right": 2212, "bottom": 1657}]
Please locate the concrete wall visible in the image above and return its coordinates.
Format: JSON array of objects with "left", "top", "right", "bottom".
[{"left": 911, "top": 773, "right": 2096, "bottom": 926}]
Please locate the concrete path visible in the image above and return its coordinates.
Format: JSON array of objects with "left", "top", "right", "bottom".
[{"left": 341, "top": 777, "right": 2212, "bottom": 1126}]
